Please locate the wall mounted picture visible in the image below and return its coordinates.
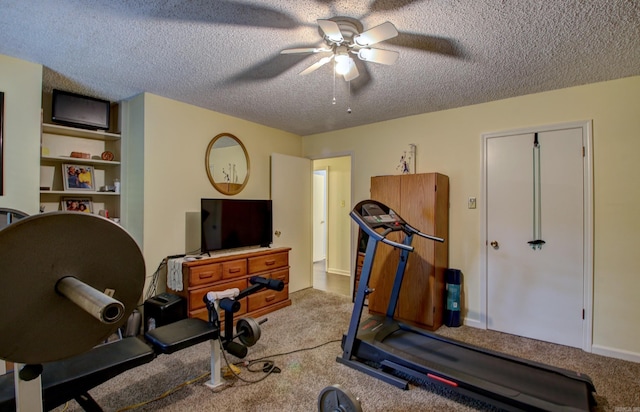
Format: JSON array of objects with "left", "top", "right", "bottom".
[
  {"left": 62, "top": 164, "right": 95, "bottom": 191},
  {"left": 62, "top": 198, "right": 93, "bottom": 213}
]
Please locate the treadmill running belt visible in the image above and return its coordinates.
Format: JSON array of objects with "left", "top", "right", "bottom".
[{"left": 378, "top": 328, "right": 590, "bottom": 409}]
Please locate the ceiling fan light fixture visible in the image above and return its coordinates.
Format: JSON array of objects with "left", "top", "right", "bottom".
[{"left": 335, "top": 54, "right": 351, "bottom": 75}]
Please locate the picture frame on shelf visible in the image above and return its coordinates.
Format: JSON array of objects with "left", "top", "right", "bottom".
[
  {"left": 61, "top": 197, "right": 93, "bottom": 213},
  {"left": 62, "top": 163, "right": 95, "bottom": 191}
]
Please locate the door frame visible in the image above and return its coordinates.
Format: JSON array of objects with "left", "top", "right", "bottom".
[
  {"left": 313, "top": 167, "right": 328, "bottom": 263},
  {"left": 480, "top": 120, "right": 594, "bottom": 351},
  {"left": 309, "top": 151, "right": 355, "bottom": 294}
]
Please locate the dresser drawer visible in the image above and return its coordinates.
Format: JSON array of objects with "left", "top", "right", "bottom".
[
  {"left": 248, "top": 252, "right": 288, "bottom": 274},
  {"left": 267, "top": 268, "right": 289, "bottom": 284},
  {"left": 188, "top": 263, "right": 222, "bottom": 287},
  {"left": 188, "top": 278, "right": 247, "bottom": 311},
  {"left": 248, "top": 284, "right": 289, "bottom": 312},
  {"left": 190, "top": 299, "right": 247, "bottom": 321},
  {"left": 222, "top": 259, "right": 247, "bottom": 279}
]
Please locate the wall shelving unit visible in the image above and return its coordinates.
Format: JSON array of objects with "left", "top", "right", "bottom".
[{"left": 39, "top": 123, "right": 121, "bottom": 220}]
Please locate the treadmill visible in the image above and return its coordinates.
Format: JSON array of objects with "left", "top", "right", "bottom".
[{"left": 337, "top": 199, "right": 596, "bottom": 411}]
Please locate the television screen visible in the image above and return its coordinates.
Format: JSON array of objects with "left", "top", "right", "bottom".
[
  {"left": 52, "top": 89, "right": 110, "bottom": 130},
  {"left": 201, "top": 199, "right": 273, "bottom": 253}
]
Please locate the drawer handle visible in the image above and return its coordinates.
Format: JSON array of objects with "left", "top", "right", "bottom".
[
  {"left": 265, "top": 294, "right": 276, "bottom": 302},
  {"left": 199, "top": 273, "right": 213, "bottom": 279},
  {"left": 229, "top": 268, "right": 241, "bottom": 273},
  {"left": 265, "top": 260, "right": 276, "bottom": 266}
]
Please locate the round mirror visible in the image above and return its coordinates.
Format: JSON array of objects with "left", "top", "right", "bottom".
[{"left": 205, "top": 133, "right": 250, "bottom": 195}]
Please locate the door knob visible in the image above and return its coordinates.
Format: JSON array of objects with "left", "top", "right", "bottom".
[{"left": 490, "top": 241, "right": 499, "bottom": 249}]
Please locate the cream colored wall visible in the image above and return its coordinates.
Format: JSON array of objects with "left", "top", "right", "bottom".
[
  {"left": 3, "top": 51, "right": 637, "bottom": 360},
  {"left": 0, "top": 55, "right": 43, "bottom": 214},
  {"left": 134, "top": 93, "right": 302, "bottom": 293},
  {"left": 302, "top": 76, "right": 640, "bottom": 360},
  {"left": 314, "top": 156, "right": 351, "bottom": 275},
  {"left": 0, "top": 55, "right": 41, "bottom": 374}
]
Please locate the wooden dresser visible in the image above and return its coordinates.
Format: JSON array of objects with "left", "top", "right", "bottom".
[
  {"left": 354, "top": 173, "right": 449, "bottom": 331},
  {"left": 168, "top": 247, "right": 291, "bottom": 321}
]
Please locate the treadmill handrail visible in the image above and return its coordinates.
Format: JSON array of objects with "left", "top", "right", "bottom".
[
  {"left": 349, "top": 210, "right": 413, "bottom": 252},
  {"left": 404, "top": 223, "right": 445, "bottom": 243}
]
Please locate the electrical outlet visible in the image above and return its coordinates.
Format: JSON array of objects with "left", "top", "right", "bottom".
[{"left": 468, "top": 197, "right": 477, "bottom": 209}]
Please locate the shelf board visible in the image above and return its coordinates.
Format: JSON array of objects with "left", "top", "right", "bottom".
[
  {"left": 42, "top": 123, "right": 120, "bottom": 141},
  {"left": 41, "top": 155, "right": 120, "bottom": 166},
  {"left": 40, "top": 190, "right": 120, "bottom": 196}
]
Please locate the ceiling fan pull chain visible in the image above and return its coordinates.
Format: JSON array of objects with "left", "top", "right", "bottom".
[
  {"left": 332, "top": 58, "right": 337, "bottom": 105},
  {"left": 347, "top": 81, "right": 352, "bottom": 114}
]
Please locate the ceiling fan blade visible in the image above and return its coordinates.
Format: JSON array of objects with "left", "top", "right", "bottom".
[
  {"left": 299, "top": 56, "right": 334, "bottom": 75},
  {"left": 226, "top": 53, "right": 311, "bottom": 82},
  {"left": 369, "top": 0, "right": 422, "bottom": 12},
  {"left": 386, "top": 33, "right": 463, "bottom": 58},
  {"left": 281, "top": 47, "right": 331, "bottom": 55},
  {"left": 343, "top": 61, "right": 360, "bottom": 82},
  {"left": 354, "top": 22, "right": 398, "bottom": 46},
  {"left": 357, "top": 48, "right": 399, "bottom": 65},
  {"left": 93, "top": 1, "right": 300, "bottom": 29},
  {"left": 318, "top": 19, "right": 344, "bottom": 43}
]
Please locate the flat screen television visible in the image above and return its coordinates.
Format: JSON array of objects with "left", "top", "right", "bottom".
[
  {"left": 51, "top": 89, "right": 111, "bottom": 130},
  {"left": 201, "top": 199, "right": 273, "bottom": 253}
]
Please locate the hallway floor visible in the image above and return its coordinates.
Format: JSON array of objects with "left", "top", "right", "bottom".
[{"left": 313, "top": 260, "right": 350, "bottom": 298}]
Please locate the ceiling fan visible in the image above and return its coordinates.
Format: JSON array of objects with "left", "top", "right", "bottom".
[{"left": 281, "top": 17, "right": 400, "bottom": 81}]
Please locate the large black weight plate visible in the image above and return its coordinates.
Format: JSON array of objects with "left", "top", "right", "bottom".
[
  {"left": 236, "top": 317, "right": 261, "bottom": 347},
  {"left": 0, "top": 212, "right": 145, "bottom": 364},
  {"left": 318, "top": 384, "right": 362, "bottom": 412}
]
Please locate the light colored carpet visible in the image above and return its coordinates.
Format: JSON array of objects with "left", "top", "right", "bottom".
[{"left": 52, "top": 288, "right": 639, "bottom": 411}]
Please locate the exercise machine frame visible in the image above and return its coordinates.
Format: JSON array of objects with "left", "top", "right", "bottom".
[
  {"left": 1, "top": 276, "right": 283, "bottom": 412},
  {"left": 337, "top": 199, "right": 596, "bottom": 411}
]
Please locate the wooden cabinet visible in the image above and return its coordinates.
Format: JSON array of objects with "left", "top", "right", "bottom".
[
  {"left": 39, "top": 123, "right": 122, "bottom": 219},
  {"left": 169, "top": 247, "right": 292, "bottom": 322},
  {"left": 356, "top": 173, "right": 449, "bottom": 331}
]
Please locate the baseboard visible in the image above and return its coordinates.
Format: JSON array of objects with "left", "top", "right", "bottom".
[
  {"left": 327, "top": 267, "right": 350, "bottom": 276},
  {"left": 463, "top": 317, "right": 483, "bottom": 329},
  {"left": 591, "top": 344, "right": 640, "bottom": 363},
  {"left": 462, "top": 319, "right": 640, "bottom": 363}
]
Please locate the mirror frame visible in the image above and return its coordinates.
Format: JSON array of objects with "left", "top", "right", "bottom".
[{"left": 205, "top": 133, "right": 250, "bottom": 195}]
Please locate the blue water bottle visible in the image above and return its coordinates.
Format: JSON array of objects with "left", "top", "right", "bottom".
[{"left": 444, "top": 268, "right": 462, "bottom": 327}]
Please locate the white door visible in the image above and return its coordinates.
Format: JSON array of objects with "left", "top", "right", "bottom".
[
  {"left": 486, "top": 127, "right": 585, "bottom": 348},
  {"left": 313, "top": 169, "right": 327, "bottom": 262},
  {"left": 271, "top": 153, "right": 313, "bottom": 293}
]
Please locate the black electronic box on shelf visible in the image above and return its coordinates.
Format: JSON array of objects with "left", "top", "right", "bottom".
[{"left": 143, "top": 293, "right": 186, "bottom": 332}]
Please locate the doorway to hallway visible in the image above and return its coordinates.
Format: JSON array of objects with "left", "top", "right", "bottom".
[
  {"left": 314, "top": 259, "right": 350, "bottom": 297},
  {"left": 312, "top": 155, "right": 352, "bottom": 296}
]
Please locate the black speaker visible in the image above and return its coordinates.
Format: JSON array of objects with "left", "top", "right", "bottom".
[{"left": 143, "top": 293, "right": 186, "bottom": 332}]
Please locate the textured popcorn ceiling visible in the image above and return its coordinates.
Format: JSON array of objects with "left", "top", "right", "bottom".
[{"left": 1, "top": 0, "right": 639, "bottom": 136}]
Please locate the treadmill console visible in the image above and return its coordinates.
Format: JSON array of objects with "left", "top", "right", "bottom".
[{"left": 360, "top": 202, "right": 405, "bottom": 230}]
